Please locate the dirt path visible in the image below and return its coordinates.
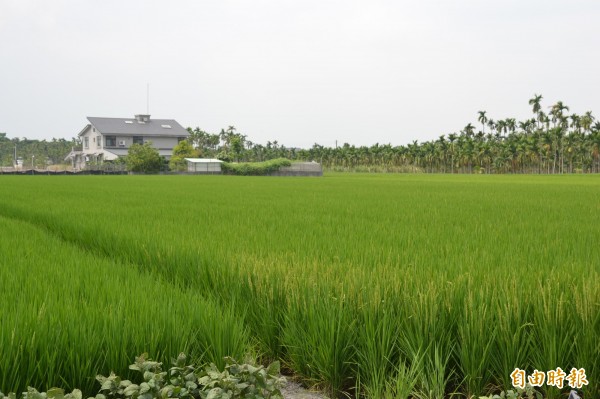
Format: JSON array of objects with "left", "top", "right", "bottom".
[{"left": 280, "top": 380, "right": 330, "bottom": 399}]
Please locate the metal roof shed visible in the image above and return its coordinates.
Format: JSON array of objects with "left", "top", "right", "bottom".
[{"left": 185, "top": 158, "right": 224, "bottom": 174}]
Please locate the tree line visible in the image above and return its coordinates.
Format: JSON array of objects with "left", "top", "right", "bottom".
[
  {"left": 2, "top": 94, "right": 599, "bottom": 173},
  {"left": 0, "top": 134, "right": 79, "bottom": 168},
  {"left": 187, "top": 95, "right": 600, "bottom": 174}
]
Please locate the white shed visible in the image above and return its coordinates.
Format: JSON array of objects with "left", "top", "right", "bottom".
[{"left": 185, "top": 158, "right": 224, "bottom": 174}]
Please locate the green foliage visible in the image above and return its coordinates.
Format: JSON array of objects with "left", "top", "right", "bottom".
[
  {"left": 479, "top": 384, "right": 543, "bottom": 399},
  {"left": 0, "top": 134, "right": 79, "bottom": 167},
  {"left": 220, "top": 158, "right": 291, "bottom": 175},
  {"left": 169, "top": 141, "right": 199, "bottom": 171},
  {"left": 196, "top": 358, "right": 283, "bottom": 399},
  {"left": 1, "top": 354, "right": 283, "bottom": 399},
  {"left": 187, "top": 128, "right": 219, "bottom": 154},
  {"left": 230, "top": 137, "right": 243, "bottom": 162},
  {"left": 126, "top": 142, "right": 163, "bottom": 173},
  {"left": 0, "top": 388, "right": 82, "bottom": 399},
  {"left": 0, "top": 391, "right": 16, "bottom": 399},
  {"left": 93, "top": 353, "right": 283, "bottom": 399}
]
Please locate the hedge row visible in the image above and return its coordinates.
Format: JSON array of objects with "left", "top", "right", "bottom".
[{"left": 221, "top": 158, "right": 291, "bottom": 176}]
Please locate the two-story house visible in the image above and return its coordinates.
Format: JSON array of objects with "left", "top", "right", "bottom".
[{"left": 65, "top": 114, "right": 189, "bottom": 169}]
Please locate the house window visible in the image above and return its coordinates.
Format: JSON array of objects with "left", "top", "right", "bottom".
[
  {"left": 177, "top": 137, "right": 186, "bottom": 143},
  {"left": 97, "top": 136, "right": 102, "bottom": 148},
  {"left": 105, "top": 136, "right": 116, "bottom": 147},
  {"left": 84, "top": 137, "right": 89, "bottom": 149},
  {"left": 133, "top": 136, "right": 144, "bottom": 145}
]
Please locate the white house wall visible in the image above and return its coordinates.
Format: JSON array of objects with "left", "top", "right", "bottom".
[
  {"left": 81, "top": 126, "right": 93, "bottom": 153},
  {"left": 81, "top": 125, "right": 104, "bottom": 153}
]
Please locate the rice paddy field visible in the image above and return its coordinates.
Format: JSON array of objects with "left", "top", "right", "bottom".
[{"left": 0, "top": 174, "right": 598, "bottom": 399}]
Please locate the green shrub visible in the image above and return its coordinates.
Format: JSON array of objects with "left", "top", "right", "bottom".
[
  {"left": 479, "top": 384, "right": 543, "bottom": 399},
  {"left": 96, "top": 353, "right": 285, "bottom": 399},
  {"left": 126, "top": 142, "right": 163, "bottom": 173},
  {"left": 0, "top": 388, "right": 82, "bottom": 399},
  {"left": 1, "top": 354, "right": 284, "bottom": 399},
  {"left": 221, "top": 159, "right": 291, "bottom": 175}
]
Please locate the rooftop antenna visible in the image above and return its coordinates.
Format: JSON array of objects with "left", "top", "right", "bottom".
[{"left": 146, "top": 83, "right": 150, "bottom": 114}]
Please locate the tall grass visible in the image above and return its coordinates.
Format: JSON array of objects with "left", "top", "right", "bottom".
[{"left": 0, "top": 174, "right": 599, "bottom": 398}]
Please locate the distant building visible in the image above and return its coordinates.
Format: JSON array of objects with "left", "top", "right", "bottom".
[
  {"left": 270, "top": 161, "right": 323, "bottom": 176},
  {"left": 185, "top": 158, "right": 224, "bottom": 174},
  {"left": 65, "top": 114, "right": 189, "bottom": 169}
]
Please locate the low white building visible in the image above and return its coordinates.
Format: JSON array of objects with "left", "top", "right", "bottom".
[{"left": 185, "top": 158, "right": 223, "bottom": 174}]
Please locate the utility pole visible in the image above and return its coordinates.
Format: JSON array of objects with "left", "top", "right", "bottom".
[{"left": 14, "top": 145, "right": 17, "bottom": 167}]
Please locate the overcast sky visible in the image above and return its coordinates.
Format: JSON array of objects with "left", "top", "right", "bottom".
[{"left": 1, "top": 0, "right": 599, "bottom": 148}]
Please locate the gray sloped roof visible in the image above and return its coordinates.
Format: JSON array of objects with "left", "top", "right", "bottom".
[{"left": 87, "top": 117, "right": 189, "bottom": 137}]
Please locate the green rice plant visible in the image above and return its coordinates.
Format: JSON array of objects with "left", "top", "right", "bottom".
[
  {"left": 571, "top": 278, "right": 600, "bottom": 399},
  {"left": 530, "top": 279, "right": 576, "bottom": 399},
  {"left": 456, "top": 286, "right": 496, "bottom": 397},
  {"left": 397, "top": 284, "right": 456, "bottom": 399},
  {"left": 0, "top": 215, "right": 250, "bottom": 396},
  {"left": 232, "top": 272, "right": 289, "bottom": 362},
  {"left": 192, "top": 302, "right": 251, "bottom": 371},
  {"left": 283, "top": 284, "right": 357, "bottom": 396},
  {"left": 413, "top": 344, "right": 455, "bottom": 399},
  {"left": 488, "top": 284, "right": 534, "bottom": 392},
  {"left": 381, "top": 347, "right": 425, "bottom": 399},
  {"left": 355, "top": 293, "right": 402, "bottom": 398}
]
